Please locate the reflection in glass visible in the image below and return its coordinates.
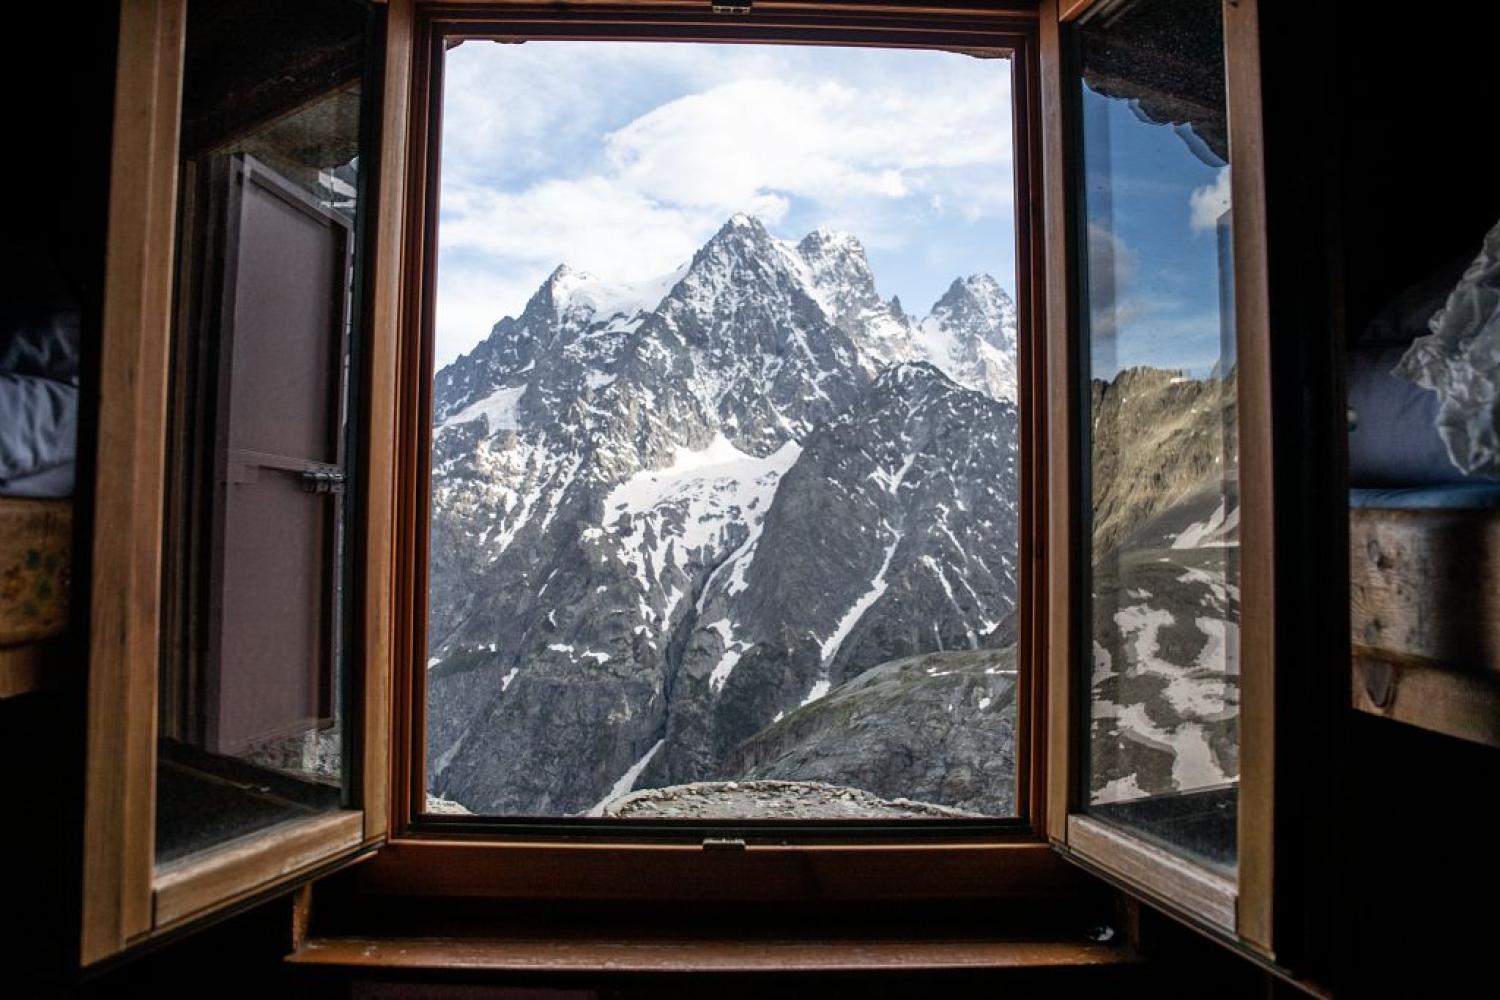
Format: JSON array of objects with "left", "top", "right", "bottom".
[
  {"left": 423, "top": 42, "right": 1020, "bottom": 819},
  {"left": 1078, "top": 0, "right": 1240, "bottom": 873},
  {"left": 155, "top": 0, "right": 368, "bottom": 865}
]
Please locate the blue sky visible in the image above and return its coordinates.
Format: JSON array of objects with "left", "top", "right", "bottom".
[
  {"left": 434, "top": 41, "right": 1015, "bottom": 367},
  {"left": 1081, "top": 84, "right": 1234, "bottom": 380}
]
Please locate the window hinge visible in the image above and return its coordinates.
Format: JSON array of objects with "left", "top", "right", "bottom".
[
  {"left": 701, "top": 837, "right": 747, "bottom": 851},
  {"left": 710, "top": 2, "right": 752, "bottom": 14}
]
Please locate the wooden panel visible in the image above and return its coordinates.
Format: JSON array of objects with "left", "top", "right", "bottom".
[
  {"left": 290, "top": 933, "right": 1138, "bottom": 973},
  {"left": 1350, "top": 507, "right": 1500, "bottom": 674},
  {"left": 1038, "top": 0, "right": 1075, "bottom": 845},
  {"left": 0, "top": 498, "right": 71, "bottom": 645},
  {"left": 0, "top": 639, "right": 61, "bottom": 699},
  {"left": 361, "top": 0, "right": 417, "bottom": 845},
  {"left": 361, "top": 839, "right": 1081, "bottom": 901},
  {"left": 81, "top": 0, "right": 186, "bottom": 965},
  {"left": 153, "top": 810, "right": 364, "bottom": 928},
  {"left": 1224, "top": 0, "right": 1275, "bottom": 958},
  {"left": 1352, "top": 656, "right": 1500, "bottom": 749},
  {"left": 1067, "top": 815, "right": 1236, "bottom": 934}
]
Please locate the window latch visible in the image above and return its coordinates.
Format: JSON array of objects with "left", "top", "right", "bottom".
[
  {"left": 300, "top": 467, "right": 347, "bottom": 494},
  {"left": 701, "top": 837, "right": 747, "bottom": 851}
]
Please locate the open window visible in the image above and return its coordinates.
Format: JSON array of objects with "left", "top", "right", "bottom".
[
  {"left": 80, "top": 0, "right": 385, "bottom": 963},
  {"left": 82, "top": 0, "right": 1321, "bottom": 981},
  {"left": 1044, "top": 0, "right": 1286, "bottom": 963}
]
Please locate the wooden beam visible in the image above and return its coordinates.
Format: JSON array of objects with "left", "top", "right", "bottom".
[
  {"left": 1350, "top": 507, "right": 1500, "bottom": 675},
  {"left": 359, "top": 0, "right": 416, "bottom": 849},
  {"left": 1038, "top": 0, "right": 1077, "bottom": 846},
  {"left": 1225, "top": 0, "right": 1276, "bottom": 959},
  {"left": 1352, "top": 656, "right": 1500, "bottom": 749},
  {"left": 360, "top": 839, "right": 1082, "bottom": 901},
  {"left": 81, "top": 0, "right": 186, "bottom": 966}
]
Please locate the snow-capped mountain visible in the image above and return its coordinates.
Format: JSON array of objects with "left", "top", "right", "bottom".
[{"left": 425, "top": 215, "right": 1021, "bottom": 816}]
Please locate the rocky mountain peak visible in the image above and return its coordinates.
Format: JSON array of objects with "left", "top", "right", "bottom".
[{"left": 930, "top": 274, "right": 1016, "bottom": 347}]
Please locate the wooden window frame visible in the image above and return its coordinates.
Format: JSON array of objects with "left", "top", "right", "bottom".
[
  {"left": 1040, "top": 0, "right": 1280, "bottom": 961},
  {"left": 368, "top": 0, "right": 1074, "bottom": 902},
  {"left": 80, "top": 0, "right": 390, "bottom": 965}
]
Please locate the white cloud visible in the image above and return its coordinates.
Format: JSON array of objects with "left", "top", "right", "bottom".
[
  {"left": 433, "top": 42, "right": 1015, "bottom": 364},
  {"left": 1189, "top": 167, "right": 1232, "bottom": 234}
]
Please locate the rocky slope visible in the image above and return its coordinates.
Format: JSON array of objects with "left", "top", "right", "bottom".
[
  {"left": 1087, "top": 367, "right": 1241, "bottom": 804},
  {"left": 721, "top": 645, "right": 1019, "bottom": 817}
]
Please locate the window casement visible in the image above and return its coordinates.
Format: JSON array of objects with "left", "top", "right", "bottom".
[{"left": 80, "top": 0, "right": 1317, "bottom": 981}]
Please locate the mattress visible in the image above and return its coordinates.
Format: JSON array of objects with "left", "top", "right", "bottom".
[{"left": 1349, "top": 484, "right": 1500, "bottom": 509}]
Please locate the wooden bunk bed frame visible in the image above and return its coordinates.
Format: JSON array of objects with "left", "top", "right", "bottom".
[
  {"left": 1350, "top": 505, "right": 1500, "bottom": 748},
  {"left": 0, "top": 496, "right": 72, "bottom": 697}
]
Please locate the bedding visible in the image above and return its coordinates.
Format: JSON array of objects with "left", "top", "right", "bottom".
[
  {"left": 1394, "top": 215, "right": 1500, "bottom": 478},
  {"left": 0, "top": 374, "right": 77, "bottom": 496},
  {"left": 1350, "top": 484, "right": 1500, "bottom": 509},
  {"left": 1, "top": 250, "right": 80, "bottom": 498},
  {"left": 1346, "top": 345, "right": 1491, "bottom": 485}
]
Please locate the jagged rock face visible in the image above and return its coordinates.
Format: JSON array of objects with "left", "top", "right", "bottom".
[
  {"left": 1089, "top": 366, "right": 1237, "bottom": 558},
  {"left": 640, "top": 362, "right": 1019, "bottom": 791},
  {"left": 425, "top": 216, "right": 1021, "bottom": 817}
]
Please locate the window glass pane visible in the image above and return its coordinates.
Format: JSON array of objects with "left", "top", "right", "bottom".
[
  {"left": 1078, "top": 0, "right": 1239, "bottom": 873},
  {"left": 425, "top": 42, "right": 1020, "bottom": 819},
  {"left": 155, "top": 0, "right": 367, "bottom": 866}
]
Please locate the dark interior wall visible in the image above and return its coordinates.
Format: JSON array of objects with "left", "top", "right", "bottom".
[
  {"left": 1328, "top": 12, "right": 1500, "bottom": 998},
  {"left": 1337, "top": 21, "right": 1500, "bottom": 338},
  {"left": 0, "top": 6, "right": 118, "bottom": 998}
]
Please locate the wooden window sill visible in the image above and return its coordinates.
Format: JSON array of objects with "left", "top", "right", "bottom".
[{"left": 288, "top": 933, "right": 1139, "bottom": 975}]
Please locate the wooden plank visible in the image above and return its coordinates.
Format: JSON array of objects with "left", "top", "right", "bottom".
[
  {"left": 1038, "top": 0, "right": 1076, "bottom": 845},
  {"left": 360, "top": 0, "right": 416, "bottom": 846},
  {"left": 1058, "top": 0, "right": 1103, "bottom": 23},
  {"left": 1225, "top": 0, "right": 1276, "bottom": 958},
  {"left": 1067, "top": 815, "right": 1237, "bottom": 934},
  {"left": 1352, "top": 656, "right": 1500, "bottom": 749},
  {"left": 1350, "top": 508, "right": 1500, "bottom": 675},
  {"left": 290, "top": 933, "right": 1138, "bottom": 973},
  {"left": 0, "top": 498, "right": 71, "bottom": 645},
  {"left": 153, "top": 810, "right": 364, "bottom": 928},
  {"left": 360, "top": 839, "right": 1081, "bottom": 902},
  {"left": 80, "top": 0, "right": 186, "bottom": 966}
]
